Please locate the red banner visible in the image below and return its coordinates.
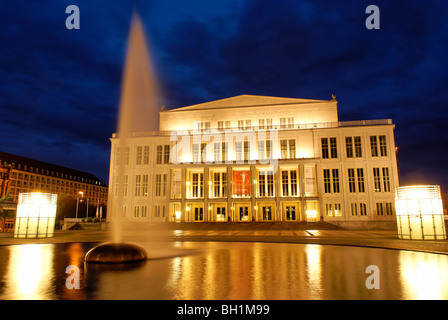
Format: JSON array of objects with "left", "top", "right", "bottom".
[{"left": 232, "top": 170, "right": 251, "bottom": 196}]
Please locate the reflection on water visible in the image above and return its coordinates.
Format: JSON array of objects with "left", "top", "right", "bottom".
[
  {"left": 3, "top": 244, "right": 54, "bottom": 299},
  {"left": 0, "top": 242, "right": 448, "bottom": 300}
]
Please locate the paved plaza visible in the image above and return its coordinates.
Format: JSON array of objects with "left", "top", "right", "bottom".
[{"left": 1, "top": 222, "right": 447, "bottom": 255}]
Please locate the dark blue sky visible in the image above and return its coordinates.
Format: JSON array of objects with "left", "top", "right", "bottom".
[{"left": 0, "top": 0, "right": 447, "bottom": 189}]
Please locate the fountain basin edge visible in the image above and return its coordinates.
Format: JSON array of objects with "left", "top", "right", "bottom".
[{"left": 85, "top": 242, "right": 148, "bottom": 263}]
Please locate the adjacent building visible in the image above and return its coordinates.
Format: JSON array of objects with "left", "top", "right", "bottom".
[
  {"left": 0, "top": 151, "right": 108, "bottom": 206},
  {"left": 108, "top": 95, "right": 399, "bottom": 227}
]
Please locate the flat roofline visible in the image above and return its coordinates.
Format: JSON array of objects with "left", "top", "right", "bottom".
[{"left": 111, "top": 119, "right": 394, "bottom": 138}]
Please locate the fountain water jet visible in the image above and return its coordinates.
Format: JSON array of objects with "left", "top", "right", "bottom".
[{"left": 85, "top": 13, "right": 160, "bottom": 263}]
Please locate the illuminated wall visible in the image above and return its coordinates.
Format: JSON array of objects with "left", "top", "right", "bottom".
[
  {"left": 14, "top": 193, "right": 58, "bottom": 238},
  {"left": 395, "top": 185, "right": 446, "bottom": 240}
]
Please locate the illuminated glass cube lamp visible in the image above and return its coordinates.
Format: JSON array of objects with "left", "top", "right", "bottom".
[
  {"left": 395, "top": 185, "right": 446, "bottom": 240},
  {"left": 14, "top": 193, "right": 58, "bottom": 238}
]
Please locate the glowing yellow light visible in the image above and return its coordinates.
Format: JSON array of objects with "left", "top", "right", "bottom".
[
  {"left": 175, "top": 211, "right": 181, "bottom": 221},
  {"left": 306, "top": 210, "right": 317, "bottom": 219},
  {"left": 395, "top": 185, "right": 446, "bottom": 240},
  {"left": 14, "top": 193, "right": 58, "bottom": 238}
]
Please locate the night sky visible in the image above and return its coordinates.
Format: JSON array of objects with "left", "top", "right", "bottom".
[{"left": 0, "top": 1, "right": 447, "bottom": 189}]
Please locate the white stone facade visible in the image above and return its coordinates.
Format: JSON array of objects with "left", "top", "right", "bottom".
[{"left": 108, "top": 95, "right": 399, "bottom": 225}]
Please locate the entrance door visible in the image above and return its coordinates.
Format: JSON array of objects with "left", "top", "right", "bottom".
[
  {"left": 285, "top": 206, "right": 296, "bottom": 221},
  {"left": 194, "top": 207, "right": 204, "bottom": 221},
  {"left": 216, "top": 206, "right": 226, "bottom": 222},
  {"left": 239, "top": 206, "right": 249, "bottom": 221},
  {"left": 261, "top": 206, "right": 273, "bottom": 221}
]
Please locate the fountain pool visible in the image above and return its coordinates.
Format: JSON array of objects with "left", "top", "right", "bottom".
[{"left": 1, "top": 241, "right": 448, "bottom": 300}]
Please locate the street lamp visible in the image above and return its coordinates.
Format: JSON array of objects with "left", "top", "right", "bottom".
[{"left": 75, "top": 191, "right": 83, "bottom": 220}]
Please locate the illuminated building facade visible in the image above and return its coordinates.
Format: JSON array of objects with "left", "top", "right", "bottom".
[
  {"left": 0, "top": 151, "right": 108, "bottom": 205},
  {"left": 108, "top": 95, "right": 399, "bottom": 226}
]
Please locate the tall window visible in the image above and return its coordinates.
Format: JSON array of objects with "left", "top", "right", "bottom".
[
  {"left": 212, "top": 171, "right": 227, "bottom": 198},
  {"left": 288, "top": 117, "right": 294, "bottom": 128},
  {"left": 244, "top": 141, "right": 250, "bottom": 161},
  {"left": 123, "top": 175, "right": 128, "bottom": 197},
  {"left": 330, "top": 138, "right": 338, "bottom": 158},
  {"left": 236, "top": 141, "right": 243, "bottom": 161},
  {"left": 357, "top": 168, "right": 365, "bottom": 192},
  {"left": 348, "top": 168, "right": 365, "bottom": 193},
  {"left": 373, "top": 168, "right": 381, "bottom": 192},
  {"left": 258, "top": 141, "right": 265, "bottom": 159},
  {"left": 155, "top": 174, "right": 166, "bottom": 197},
  {"left": 164, "top": 145, "right": 170, "bottom": 164},
  {"left": 157, "top": 145, "right": 163, "bottom": 164},
  {"left": 354, "top": 137, "right": 362, "bottom": 157},
  {"left": 171, "top": 170, "right": 181, "bottom": 199},
  {"left": 280, "top": 118, "right": 286, "bottom": 128},
  {"left": 281, "top": 169, "right": 298, "bottom": 196},
  {"left": 373, "top": 167, "right": 391, "bottom": 192},
  {"left": 135, "top": 175, "right": 141, "bottom": 197},
  {"left": 322, "top": 138, "right": 337, "bottom": 159},
  {"left": 191, "top": 172, "right": 203, "bottom": 198},
  {"left": 323, "top": 169, "right": 340, "bottom": 193},
  {"left": 214, "top": 142, "right": 227, "bottom": 162},
  {"left": 322, "top": 138, "right": 329, "bottom": 159},
  {"left": 348, "top": 169, "right": 356, "bottom": 193},
  {"left": 214, "top": 142, "right": 221, "bottom": 162},
  {"left": 258, "top": 170, "right": 274, "bottom": 197},
  {"left": 192, "top": 143, "right": 206, "bottom": 163},
  {"left": 379, "top": 135, "right": 387, "bottom": 156},
  {"left": 323, "top": 169, "right": 331, "bottom": 193},
  {"left": 382, "top": 167, "right": 391, "bottom": 192},
  {"left": 346, "top": 137, "right": 362, "bottom": 158},
  {"left": 370, "top": 136, "right": 387, "bottom": 157},
  {"left": 155, "top": 174, "right": 162, "bottom": 196},
  {"left": 143, "top": 146, "right": 150, "bottom": 164},
  {"left": 280, "top": 139, "right": 296, "bottom": 159},
  {"left": 142, "top": 175, "right": 148, "bottom": 196},
  {"left": 136, "top": 146, "right": 143, "bottom": 165}
]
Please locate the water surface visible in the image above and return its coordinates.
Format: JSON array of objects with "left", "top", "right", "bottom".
[{"left": 0, "top": 241, "right": 447, "bottom": 300}]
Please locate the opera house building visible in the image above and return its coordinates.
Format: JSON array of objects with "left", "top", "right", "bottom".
[{"left": 108, "top": 95, "right": 399, "bottom": 228}]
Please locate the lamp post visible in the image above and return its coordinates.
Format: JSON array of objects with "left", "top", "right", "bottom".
[{"left": 75, "top": 191, "right": 83, "bottom": 220}]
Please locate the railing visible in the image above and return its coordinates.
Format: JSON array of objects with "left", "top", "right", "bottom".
[{"left": 111, "top": 119, "right": 393, "bottom": 138}]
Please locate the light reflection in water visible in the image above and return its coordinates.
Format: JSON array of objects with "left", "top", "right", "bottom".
[
  {"left": 1, "top": 242, "right": 448, "bottom": 300},
  {"left": 399, "top": 250, "right": 448, "bottom": 300},
  {"left": 3, "top": 244, "right": 54, "bottom": 300}
]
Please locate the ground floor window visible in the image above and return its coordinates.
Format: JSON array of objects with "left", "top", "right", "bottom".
[
  {"left": 257, "top": 201, "right": 275, "bottom": 221},
  {"left": 211, "top": 203, "right": 227, "bottom": 222},
  {"left": 186, "top": 203, "right": 204, "bottom": 222},
  {"left": 325, "top": 203, "right": 342, "bottom": 217},
  {"left": 234, "top": 202, "right": 251, "bottom": 222},
  {"left": 282, "top": 201, "right": 300, "bottom": 221},
  {"left": 170, "top": 203, "right": 181, "bottom": 222},
  {"left": 305, "top": 200, "right": 319, "bottom": 221}
]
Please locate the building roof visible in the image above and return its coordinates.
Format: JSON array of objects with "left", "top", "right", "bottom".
[
  {"left": 0, "top": 151, "right": 107, "bottom": 186},
  {"left": 164, "top": 94, "right": 332, "bottom": 112}
]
